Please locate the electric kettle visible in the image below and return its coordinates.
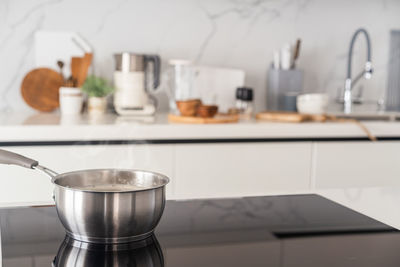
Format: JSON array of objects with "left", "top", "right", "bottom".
[{"left": 113, "top": 53, "right": 160, "bottom": 116}]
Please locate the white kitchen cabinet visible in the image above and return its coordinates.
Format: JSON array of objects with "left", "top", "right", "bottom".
[
  {"left": 174, "top": 143, "right": 312, "bottom": 199},
  {"left": 4, "top": 140, "right": 399, "bottom": 206},
  {"left": 0, "top": 145, "right": 174, "bottom": 206},
  {"left": 313, "top": 142, "right": 400, "bottom": 188}
]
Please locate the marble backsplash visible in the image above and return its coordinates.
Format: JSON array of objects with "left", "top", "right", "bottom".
[{"left": 1, "top": 0, "right": 400, "bottom": 113}]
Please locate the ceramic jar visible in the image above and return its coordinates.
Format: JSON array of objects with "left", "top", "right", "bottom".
[{"left": 59, "top": 87, "right": 83, "bottom": 115}]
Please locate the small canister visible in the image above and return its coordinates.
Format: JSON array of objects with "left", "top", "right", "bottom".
[
  {"left": 236, "top": 87, "right": 254, "bottom": 119},
  {"left": 59, "top": 87, "right": 83, "bottom": 115}
]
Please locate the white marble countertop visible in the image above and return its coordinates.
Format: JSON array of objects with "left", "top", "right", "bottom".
[{"left": 0, "top": 112, "right": 400, "bottom": 142}]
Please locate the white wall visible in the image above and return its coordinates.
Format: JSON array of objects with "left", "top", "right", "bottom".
[{"left": 0, "top": 0, "right": 399, "bottom": 113}]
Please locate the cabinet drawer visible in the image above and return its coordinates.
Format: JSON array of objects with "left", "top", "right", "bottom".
[
  {"left": 174, "top": 143, "right": 312, "bottom": 199},
  {"left": 314, "top": 142, "right": 400, "bottom": 188}
]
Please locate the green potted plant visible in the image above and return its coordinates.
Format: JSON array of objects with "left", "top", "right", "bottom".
[{"left": 82, "top": 75, "right": 114, "bottom": 115}]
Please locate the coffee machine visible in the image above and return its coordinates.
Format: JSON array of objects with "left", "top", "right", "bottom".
[{"left": 113, "top": 53, "right": 160, "bottom": 116}]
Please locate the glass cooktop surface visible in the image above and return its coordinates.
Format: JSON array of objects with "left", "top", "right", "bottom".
[{"left": 1, "top": 194, "right": 399, "bottom": 267}]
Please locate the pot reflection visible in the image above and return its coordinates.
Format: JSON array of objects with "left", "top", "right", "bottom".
[{"left": 53, "top": 234, "right": 164, "bottom": 267}]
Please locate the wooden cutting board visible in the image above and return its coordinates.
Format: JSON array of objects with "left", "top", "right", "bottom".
[
  {"left": 168, "top": 114, "right": 239, "bottom": 124},
  {"left": 21, "top": 68, "right": 63, "bottom": 112},
  {"left": 256, "top": 111, "right": 312, "bottom": 122},
  {"left": 256, "top": 111, "right": 377, "bottom": 141}
]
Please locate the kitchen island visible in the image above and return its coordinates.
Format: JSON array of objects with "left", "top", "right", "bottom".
[{"left": 0, "top": 112, "right": 400, "bottom": 207}]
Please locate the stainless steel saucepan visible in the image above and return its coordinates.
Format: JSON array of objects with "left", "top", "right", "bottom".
[{"left": 0, "top": 149, "right": 169, "bottom": 244}]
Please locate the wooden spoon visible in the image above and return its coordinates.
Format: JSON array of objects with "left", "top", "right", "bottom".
[
  {"left": 71, "top": 57, "right": 83, "bottom": 87},
  {"left": 79, "top": 53, "right": 92, "bottom": 86}
]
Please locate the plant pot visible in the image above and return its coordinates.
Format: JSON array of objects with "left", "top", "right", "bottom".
[{"left": 88, "top": 97, "right": 107, "bottom": 115}]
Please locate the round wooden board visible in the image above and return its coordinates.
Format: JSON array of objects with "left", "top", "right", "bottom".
[
  {"left": 21, "top": 68, "right": 63, "bottom": 112},
  {"left": 168, "top": 114, "right": 239, "bottom": 124}
]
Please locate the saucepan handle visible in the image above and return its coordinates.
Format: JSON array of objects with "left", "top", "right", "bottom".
[{"left": 0, "top": 149, "right": 39, "bottom": 169}]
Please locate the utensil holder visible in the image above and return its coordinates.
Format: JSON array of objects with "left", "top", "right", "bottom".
[
  {"left": 267, "top": 67, "right": 303, "bottom": 111},
  {"left": 59, "top": 87, "right": 83, "bottom": 115}
]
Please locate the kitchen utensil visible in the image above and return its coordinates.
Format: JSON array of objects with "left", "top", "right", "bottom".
[
  {"left": 53, "top": 235, "right": 164, "bottom": 267},
  {"left": 21, "top": 68, "right": 64, "bottom": 112},
  {"left": 176, "top": 99, "right": 201, "bottom": 116},
  {"left": 197, "top": 104, "right": 218, "bottom": 118},
  {"left": 0, "top": 149, "right": 169, "bottom": 244},
  {"left": 168, "top": 113, "right": 238, "bottom": 124},
  {"left": 57, "top": 60, "right": 65, "bottom": 81},
  {"left": 70, "top": 57, "right": 83, "bottom": 85},
  {"left": 297, "top": 93, "right": 328, "bottom": 114},
  {"left": 267, "top": 68, "right": 303, "bottom": 111},
  {"left": 113, "top": 52, "right": 161, "bottom": 116},
  {"left": 291, "top": 39, "right": 301, "bottom": 68},
  {"left": 70, "top": 53, "right": 93, "bottom": 88},
  {"left": 64, "top": 76, "right": 77, "bottom": 87},
  {"left": 76, "top": 52, "right": 93, "bottom": 87},
  {"left": 281, "top": 43, "right": 292, "bottom": 70},
  {"left": 59, "top": 87, "right": 83, "bottom": 115}
]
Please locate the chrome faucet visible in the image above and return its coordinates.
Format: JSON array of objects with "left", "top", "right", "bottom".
[{"left": 342, "top": 28, "right": 373, "bottom": 114}]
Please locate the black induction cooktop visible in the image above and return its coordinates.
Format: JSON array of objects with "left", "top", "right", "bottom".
[{"left": 1, "top": 194, "right": 399, "bottom": 267}]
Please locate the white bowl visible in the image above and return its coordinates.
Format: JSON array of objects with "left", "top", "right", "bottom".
[{"left": 296, "top": 93, "right": 328, "bottom": 114}]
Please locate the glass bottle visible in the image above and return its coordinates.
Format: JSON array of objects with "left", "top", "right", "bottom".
[{"left": 235, "top": 87, "right": 254, "bottom": 119}]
